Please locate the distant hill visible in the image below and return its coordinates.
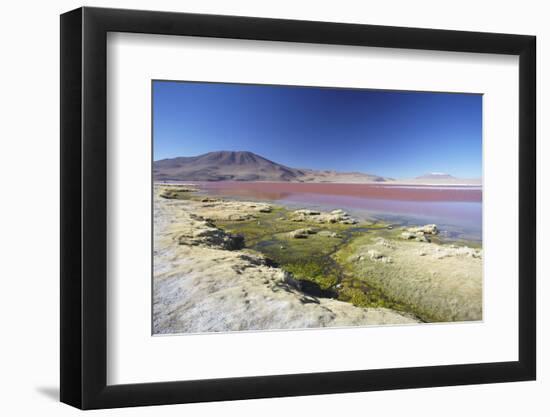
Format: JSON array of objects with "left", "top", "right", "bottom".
[
  {"left": 153, "top": 152, "right": 479, "bottom": 185},
  {"left": 416, "top": 172, "right": 456, "bottom": 180},
  {"left": 299, "top": 169, "right": 388, "bottom": 183},
  {"left": 390, "top": 172, "right": 482, "bottom": 186},
  {"left": 153, "top": 151, "right": 389, "bottom": 183}
]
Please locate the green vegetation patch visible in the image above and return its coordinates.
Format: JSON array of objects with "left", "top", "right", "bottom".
[
  {"left": 339, "top": 286, "right": 393, "bottom": 309},
  {"left": 216, "top": 205, "right": 396, "bottom": 296},
  {"left": 218, "top": 212, "right": 351, "bottom": 290},
  {"left": 254, "top": 229, "right": 347, "bottom": 289},
  {"left": 333, "top": 231, "right": 482, "bottom": 322},
  {"left": 159, "top": 187, "right": 196, "bottom": 200},
  {"left": 333, "top": 232, "right": 420, "bottom": 312}
]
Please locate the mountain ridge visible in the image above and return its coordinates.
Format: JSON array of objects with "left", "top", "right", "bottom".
[
  {"left": 153, "top": 151, "right": 480, "bottom": 185},
  {"left": 154, "top": 151, "right": 306, "bottom": 182},
  {"left": 153, "top": 150, "right": 387, "bottom": 183}
]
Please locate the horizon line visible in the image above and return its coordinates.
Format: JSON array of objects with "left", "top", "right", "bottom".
[{"left": 153, "top": 150, "right": 482, "bottom": 180}]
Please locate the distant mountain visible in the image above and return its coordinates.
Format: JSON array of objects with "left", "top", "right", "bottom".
[
  {"left": 415, "top": 172, "right": 456, "bottom": 180},
  {"left": 153, "top": 151, "right": 388, "bottom": 183},
  {"left": 299, "top": 169, "right": 388, "bottom": 183},
  {"left": 392, "top": 172, "right": 482, "bottom": 186}
]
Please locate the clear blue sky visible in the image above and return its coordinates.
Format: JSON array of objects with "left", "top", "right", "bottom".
[{"left": 153, "top": 81, "right": 482, "bottom": 179}]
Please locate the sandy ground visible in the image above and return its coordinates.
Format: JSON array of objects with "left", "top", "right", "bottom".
[{"left": 153, "top": 188, "right": 419, "bottom": 334}]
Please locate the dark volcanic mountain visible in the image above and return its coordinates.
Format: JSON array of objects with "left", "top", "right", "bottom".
[
  {"left": 153, "top": 151, "right": 389, "bottom": 183},
  {"left": 153, "top": 151, "right": 306, "bottom": 182}
]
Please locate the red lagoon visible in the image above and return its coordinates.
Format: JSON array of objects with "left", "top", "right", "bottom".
[{"left": 197, "top": 181, "right": 483, "bottom": 241}]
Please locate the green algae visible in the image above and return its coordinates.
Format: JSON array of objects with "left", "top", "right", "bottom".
[
  {"left": 215, "top": 204, "right": 404, "bottom": 307},
  {"left": 217, "top": 210, "right": 351, "bottom": 290}
]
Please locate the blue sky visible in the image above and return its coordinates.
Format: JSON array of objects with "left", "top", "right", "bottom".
[{"left": 153, "top": 81, "right": 482, "bottom": 179}]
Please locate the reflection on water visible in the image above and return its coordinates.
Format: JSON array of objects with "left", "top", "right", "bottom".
[{"left": 198, "top": 181, "right": 482, "bottom": 242}]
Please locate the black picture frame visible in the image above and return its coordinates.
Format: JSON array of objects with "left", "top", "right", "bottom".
[{"left": 60, "top": 6, "right": 536, "bottom": 410}]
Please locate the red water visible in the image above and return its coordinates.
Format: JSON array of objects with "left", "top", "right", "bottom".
[
  {"left": 198, "top": 181, "right": 482, "bottom": 241},
  {"left": 199, "top": 181, "right": 480, "bottom": 202}
]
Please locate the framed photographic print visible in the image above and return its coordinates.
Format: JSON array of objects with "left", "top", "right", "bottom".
[{"left": 60, "top": 7, "right": 536, "bottom": 409}]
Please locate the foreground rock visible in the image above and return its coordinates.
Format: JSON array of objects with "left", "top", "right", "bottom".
[
  {"left": 318, "top": 230, "right": 341, "bottom": 238},
  {"left": 400, "top": 224, "right": 439, "bottom": 242},
  {"left": 175, "top": 214, "right": 244, "bottom": 250},
  {"left": 153, "top": 187, "right": 419, "bottom": 334},
  {"left": 288, "top": 228, "right": 316, "bottom": 239},
  {"left": 159, "top": 185, "right": 198, "bottom": 199},
  {"left": 407, "top": 224, "right": 438, "bottom": 235},
  {"left": 289, "top": 208, "right": 357, "bottom": 224},
  {"left": 192, "top": 199, "right": 273, "bottom": 222}
]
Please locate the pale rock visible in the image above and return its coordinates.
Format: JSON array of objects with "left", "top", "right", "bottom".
[
  {"left": 407, "top": 224, "right": 438, "bottom": 235},
  {"left": 289, "top": 228, "right": 316, "bottom": 239},
  {"left": 290, "top": 208, "right": 357, "bottom": 224},
  {"left": 319, "top": 230, "right": 341, "bottom": 238}
]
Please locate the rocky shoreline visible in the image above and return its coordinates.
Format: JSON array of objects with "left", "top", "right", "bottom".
[
  {"left": 153, "top": 184, "right": 482, "bottom": 334},
  {"left": 153, "top": 185, "right": 420, "bottom": 334}
]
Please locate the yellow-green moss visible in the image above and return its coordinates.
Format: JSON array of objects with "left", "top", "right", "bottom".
[{"left": 216, "top": 205, "right": 379, "bottom": 290}]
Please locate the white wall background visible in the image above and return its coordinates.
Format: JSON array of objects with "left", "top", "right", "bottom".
[{"left": 0, "top": 0, "right": 545, "bottom": 415}]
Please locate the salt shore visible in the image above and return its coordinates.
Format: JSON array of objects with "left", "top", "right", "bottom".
[
  {"left": 153, "top": 184, "right": 482, "bottom": 334},
  {"left": 153, "top": 186, "right": 419, "bottom": 334}
]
